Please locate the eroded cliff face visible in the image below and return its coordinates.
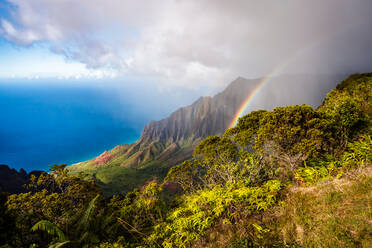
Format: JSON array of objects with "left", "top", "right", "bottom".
[
  {"left": 89, "top": 77, "right": 261, "bottom": 168},
  {"left": 66, "top": 78, "right": 252, "bottom": 169},
  {"left": 72, "top": 74, "right": 342, "bottom": 169},
  {"left": 142, "top": 78, "right": 259, "bottom": 140}
]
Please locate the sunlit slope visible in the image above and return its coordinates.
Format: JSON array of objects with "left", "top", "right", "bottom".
[
  {"left": 6, "top": 73, "right": 371, "bottom": 247},
  {"left": 150, "top": 73, "right": 372, "bottom": 247},
  {"left": 69, "top": 74, "right": 343, "bottom": 195},
  {"left": 192, "top": 164, "right": 372, "bottom": 248}
]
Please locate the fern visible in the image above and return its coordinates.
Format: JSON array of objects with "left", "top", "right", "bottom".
[
  {"left": 146, "top": 180, "right": 281, "bottom": 247},
  {"left": 31, "top": 220, "right": 67, "bottom": 242},
  {"left": 342, "top": 135, "right": 372, "bottom": 166},
  {"left": 77, "top": 194, "right": 100, "bottom": 232}
]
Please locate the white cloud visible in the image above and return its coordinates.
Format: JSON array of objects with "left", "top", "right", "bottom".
[
  {"left": 2, "top": 0, "right": 372, "bottom": 88},
  {"left": 0, "top": 43, "right": 119, "bottom": 80},
  {"left": 1, "top": 19, "right": 39, "bottom": 44}
]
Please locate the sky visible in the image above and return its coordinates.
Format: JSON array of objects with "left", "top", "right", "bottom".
[{"left": 1, "top": 0, "right": 372, "bottom": 91}]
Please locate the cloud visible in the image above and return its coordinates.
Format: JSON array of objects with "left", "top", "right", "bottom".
[
  {"left": 2, "top": 0, "right": 372, "bottom": 88},
  {"left": 1, "top": 19, "right": 40, "bottom": 44}
]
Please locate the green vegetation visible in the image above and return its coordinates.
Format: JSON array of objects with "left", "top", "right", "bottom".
[
  {"left": 68, "top": 162, "right": 169, "bottom": 196},
  {"left": 68, "top": 138, "right": 195, "bottom": 197},
  {"left": 0, "top": 73, "right": 371, "bottom": 247}
]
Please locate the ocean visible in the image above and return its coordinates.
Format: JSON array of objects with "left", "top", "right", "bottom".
[{"left": 0, "top": 81, "right": 143, "bottom": 172}]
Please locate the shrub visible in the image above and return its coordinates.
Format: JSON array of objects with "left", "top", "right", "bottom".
[{"left": 146, "top": 180, "right": 282, "bottom": 247}]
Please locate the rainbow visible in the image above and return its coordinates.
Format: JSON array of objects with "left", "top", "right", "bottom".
[
  {"left": 228, "top": 76, "right": 269, "bottom": 128},
  {"left": 227, "top": 25, "right": 350, "bottom": 129},
  {"left": 228, "top": 60, "right": 291, "bottom": 129}
]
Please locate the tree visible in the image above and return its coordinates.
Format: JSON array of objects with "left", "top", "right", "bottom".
[
  {"left": 31, "top": 194, "right": 102, "bottom": 247},
  {"left": 165, "top": 160, "right": 205, "bottom": 193},
  {"left": 7, "top": 165, "right": 101, "bottom": 247},
  {"left": 253, "top": 105, "right": 337, "bottom": 171},
  {"left": 225, "top": 110, "right": 267, "bottom": 149},
  {"left": 0, "top": 192, "right": 16, "bottom": 246},
  {"left": 194, "top": 136, "right": 238, "bottom": 165}
]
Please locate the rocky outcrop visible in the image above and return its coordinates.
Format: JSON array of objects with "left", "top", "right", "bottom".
[{"left": 94, "top": 151, "right": 115, "bottom": 166}]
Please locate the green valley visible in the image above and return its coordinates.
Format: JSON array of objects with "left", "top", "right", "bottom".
[
  {"left": 69, "top": 75, "right": 342, "bottom": 196},
  {"left": 0, "top": 73, "right": 371, "bottom": 247}
]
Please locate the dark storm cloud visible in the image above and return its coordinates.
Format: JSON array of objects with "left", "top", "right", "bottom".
[{"left": 1, "top": 0, "right": 372, "bottom": 87}]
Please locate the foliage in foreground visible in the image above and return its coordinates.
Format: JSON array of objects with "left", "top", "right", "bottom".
[{"left": 0, "top": 73, "right": 371, "bottom": 247}]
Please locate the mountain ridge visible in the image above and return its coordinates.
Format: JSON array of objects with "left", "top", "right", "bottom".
[
  {"left": 0, "top": 165, "right": 43, "bottom": 194},
  {"left": 70, "top": 77, "right": 263, "bottom": 169},
  {"left": 69, "top": 74, "right": 344, "bottom": 195}
]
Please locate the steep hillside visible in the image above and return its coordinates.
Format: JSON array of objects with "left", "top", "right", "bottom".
[
  {"left": 69, "top": 74, "right": 343, "bottom": 195},
  {"left": 71, "top": 77, "right": 261, "bottom": 170},
  {"left": 192, "top": 164, "right": 372, "bottom": 248},
  {"left": 4, "top": 73, "right": 371, "bottom": 247},
  {"left": 0, "top": 165, "right": 43, "bottom": 194}
]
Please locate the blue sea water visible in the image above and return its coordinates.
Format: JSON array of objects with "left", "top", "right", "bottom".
[{"left": 0, "top": 81, "right": 144, "bottom": 172}]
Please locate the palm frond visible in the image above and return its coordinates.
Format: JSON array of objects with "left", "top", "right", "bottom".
[
  {"left": 49, "top": 241, "right": 71, "bottom": 248},
  {"left": 31, "top": 220, "right": 67, "bottom": 242},
  {"left": 78, "top": 194, "right": 100, "bottom": 232}
]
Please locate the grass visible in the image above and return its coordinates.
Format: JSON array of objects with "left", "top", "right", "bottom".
[
  {"left": 68, "top": 162, "right": 170, "bottom": 196},
  {"left": 277, "top": 169, "right": 372, "bottom": 248},
  {"left": 193, "top": 165, "right": 372, "bottom": 248},
  {"left": 67, "top": 142, "right": 194, "bottom": 196}
]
